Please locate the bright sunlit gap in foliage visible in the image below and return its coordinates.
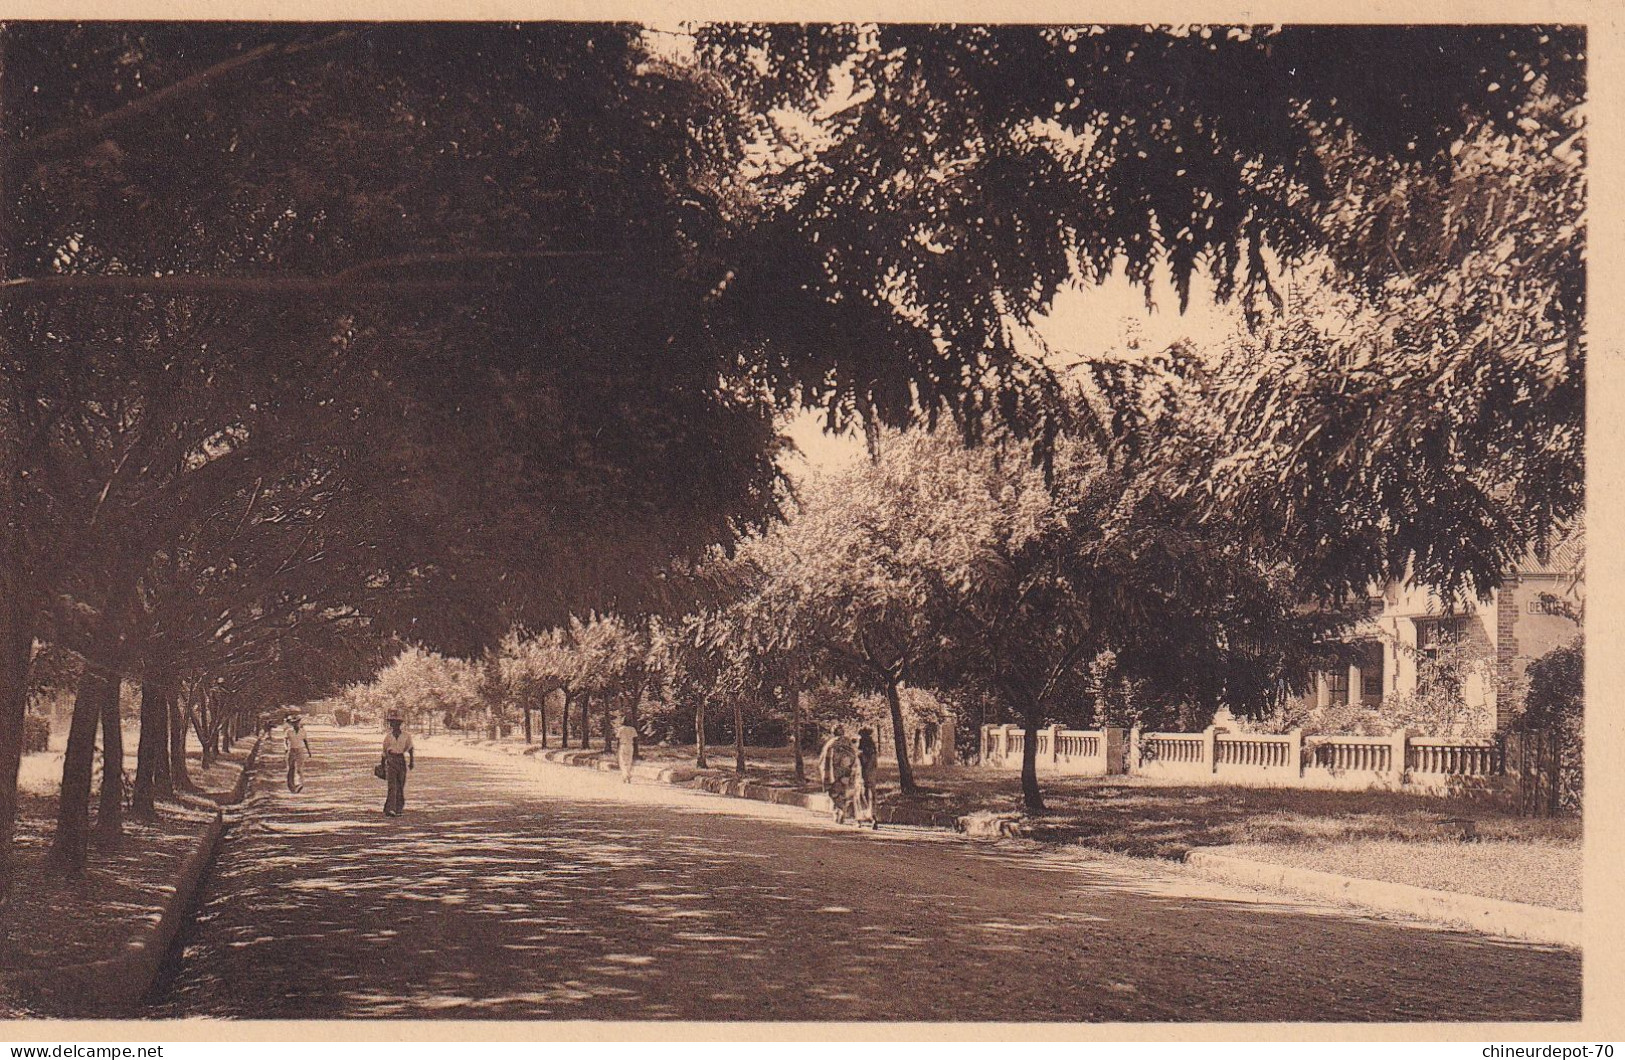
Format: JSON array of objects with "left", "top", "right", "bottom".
[{"left": 781, "top": 266, "right": 1241, "bottom": 478}]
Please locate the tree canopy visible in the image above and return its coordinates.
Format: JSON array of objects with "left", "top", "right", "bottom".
[{"left": 0, "top": 22, "right": 1585, "bottom": 883}]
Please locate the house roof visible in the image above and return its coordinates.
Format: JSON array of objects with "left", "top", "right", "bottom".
[{"left": 1515, "top": 520, "right": 1585, "bottom": 578}]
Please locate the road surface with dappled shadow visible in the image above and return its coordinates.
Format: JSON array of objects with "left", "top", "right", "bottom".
[{"left": 156, "top": 726, "right": 1581, "bottom": 1021}]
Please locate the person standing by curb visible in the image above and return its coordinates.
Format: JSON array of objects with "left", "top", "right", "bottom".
[
  {"left": 615, "top": 713, "right": 639, "bottom": 784},
  {"left": 817, "top": 725, "right": 857, "bottom": 824},
  {"left": 381, "top": 712, "right": 415, "bottom": 816}
]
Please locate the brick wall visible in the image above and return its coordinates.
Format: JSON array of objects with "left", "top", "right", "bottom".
[{"left": 1496, "top": 578, "right": 1522, "bottom": 731}]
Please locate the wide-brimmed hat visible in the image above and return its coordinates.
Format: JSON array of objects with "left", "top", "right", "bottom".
[{"left": 385, "top": 710, "right": 404, "bottom": 722}]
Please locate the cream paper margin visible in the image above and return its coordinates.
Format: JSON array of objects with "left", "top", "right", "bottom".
[{"left": 0, "top": 0, "right": 1615, "bottom": 1043}]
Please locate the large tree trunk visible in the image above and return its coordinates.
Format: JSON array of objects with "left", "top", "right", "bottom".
[
  {"left": 1018, "top": 693, "right": 1045, "bottom": 813},
  {"left": 0, "top": 601, "right": 36, "bottom": 897},
  {"left": 694, "top": 697, "right": 707, "bottom": 770},
  {"left": 51, "top": 666, "right": 110, "bottom": 873},
  {"left": 192, "top": 697, "right": 216, "bottom": 769},
  {"left": 522, "top": 701, "right": 532, "bottom": 744},
  {"left": 560, "top": 690, "right": 571, "bottom": 747},
  {"left": 600, "top": 695, "right": 613, "bottom": 749},
  {"left": 0, "top": 601, "right": 37, "bottom": 902},
  {"left": 55, "top": 564, "right": 136, "bottom": 870},
  {"left": 139, "top": 679, "right": 180, "bottom": 811},
  {"left": 169, "top": 688, "right": 194, "bottom": 792},
  {"left": 0, "top": 23, "right": 30, "bottom": 909},
  {"left": 791, "top": 689, "right": 805, "bottom": 784},
  {"left": 95, "top": 671, "right": 125, "bottom": 844},
  {"left": 883, "top": 679, "right": 919, "bottom": 796},
  {"left": 733, "top": 700, "right": 746, "bottom": 774},
  {"left": 579, "top": 690, "right": 591, "bottom": 749}
]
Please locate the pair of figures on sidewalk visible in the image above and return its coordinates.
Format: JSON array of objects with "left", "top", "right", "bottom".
[
  {"left": 818, "top": 726, "right": 879, "bottom": 829},
  {"left": 282, "top": 711, "right": 417, "bottom": 817}
]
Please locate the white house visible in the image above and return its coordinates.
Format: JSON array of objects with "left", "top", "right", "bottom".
[{"left": 1293, "top": 527, "right": 1583, "bottom": 733}]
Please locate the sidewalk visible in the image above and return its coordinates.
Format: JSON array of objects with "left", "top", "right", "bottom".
[{"left": 1, "top": 738, "right": 259, "bottom": 1017}]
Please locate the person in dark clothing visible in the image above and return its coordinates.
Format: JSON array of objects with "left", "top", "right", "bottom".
[
  {"left": 853, "top": 727, "right": 879, "bottom": 829},
  {"left": 380, "top": 712, "right": 415, "bottom": 816}
]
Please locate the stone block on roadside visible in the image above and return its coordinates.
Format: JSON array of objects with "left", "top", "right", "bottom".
[{"left": 957, "top": 811, "right": 1028, "bottom": 838}]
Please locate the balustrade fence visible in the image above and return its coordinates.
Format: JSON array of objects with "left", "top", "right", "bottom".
[{"left": 979, "top": 722, "right": 1511, "bottom": 795}]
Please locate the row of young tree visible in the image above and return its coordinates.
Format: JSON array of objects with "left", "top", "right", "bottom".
[
  {"left": 336, "top": 390, "right": 1381, "bottom": 811},
  {"left": 0, "top": 24, "right": 1582, "bottom": 892}
]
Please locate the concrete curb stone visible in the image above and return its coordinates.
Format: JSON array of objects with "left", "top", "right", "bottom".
[
  {"left": 1184, "top": 847, "right": 1581, "bottom": 948},
  {"left": 527, "top": 743, "right": 972, "bottom": 825},
  {"left": 531, "top": 744, "right": 844, "bottom": 815}
]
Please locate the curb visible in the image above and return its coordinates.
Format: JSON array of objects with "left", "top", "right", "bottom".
[
  {"left": 1184, "top": 847, "right": 1581, "bottom": 948},
  {"left": 17, "top": 737, "right": 261, "bottom": 1016},
  {"left": 525, "top": 744, "right": 975, "bottom": 825},
  {"left": 530, "top": 746, "right": 838, "bottom": 814},
  {"left": 524, "top": 744, "right": 968, "bottom": 827}
]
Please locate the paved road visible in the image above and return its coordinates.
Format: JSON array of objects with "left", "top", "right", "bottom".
[{"left": 158, "top": 726, "right": 1581, "bottom": 1021}]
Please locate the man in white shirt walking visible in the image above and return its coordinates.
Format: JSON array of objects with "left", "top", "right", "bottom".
[{"left": 380, "top": 712, "right": 415, "bottom": 817}]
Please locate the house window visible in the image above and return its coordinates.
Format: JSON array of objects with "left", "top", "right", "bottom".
[
  {"left": 1324, "top": 669, "right": 1349, "bottom": 706},
  {"left": 1358, "top": 641, "right": 1384, "bottom": 701},
  {"left": 1415, "top": 618, "right": 1466, "bottom": 695},
  {"left": 1415, "top": 618, "right": 1466, "bottom": 661}
]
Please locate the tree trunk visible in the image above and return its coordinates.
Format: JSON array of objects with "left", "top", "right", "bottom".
[
  {"left": 629, "top": 675, "right": 644, "bottom": 728},
  {"left": 169, "top": 689, "right": 194, "bottom": 792},
  {"left": 883, "top": 679, "right": 918, "bottom": 796},
  {"left": 132, "top": 676, "right": 170, "bottom": 818},
  {"left": 190, "top": 695, "right": 218, "bottom": 769},
  {"left": 791, "top": 689, "right": 805, "bottom": 784},
  {"left": 95, "top": 672, "right": 125, "bottom": 844},
  {"left": 1019, "top": 694, "right": 1046, "bottom": 813},
  {"left": 0, "top": 21, "right": 31, "bottom": 908},
  {"left": 522, "top": 702, "right": 532, "bottom": 744},
  {"left": 733, "top": 700, "right": 745, "bottom": 774},
  {"left": 600, "top": 695, "right": 613, "bottom": 749},
  {"left": 695, "top": 697, "right": 707, "bottom": 770},
  {"left": 0, "top": 599, "right": 36, "bottom": 903},
  {"left": 560, "top": 689, "right": 571, "bottom": 747},
  {"left": 51, "top": 666, "right": 110, "bottom": 873}
]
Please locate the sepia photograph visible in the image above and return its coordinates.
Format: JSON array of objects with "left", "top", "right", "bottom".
[{"left": 0, "top": 15, "right": 1592, "bottom": 1032}]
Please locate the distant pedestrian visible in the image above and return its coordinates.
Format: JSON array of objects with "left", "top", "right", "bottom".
[
  {"left": 283, "top": 714, "right": 312, "bottom": 793},
  {"left": 380, "top": 712, "right": 415, "bottom": 817},
  {"left": 817, "top": 725, "right": 857, "bottom": 824},
  {"left": 615, "top": 714, "right": 639, "bottom": 784},
  {"left": 853, "top": 727, "right": 879, "bottom": 829}
]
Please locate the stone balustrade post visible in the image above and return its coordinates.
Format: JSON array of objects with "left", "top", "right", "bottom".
[
  {"left": 1288, "top": 728, "right": 1304, "bottom": 777},
  {"left": 1389, "top": 728, "right": 1410, "bottom": 783},
  {"left": 1102, "top": 726, "right": 1126, "bottom": 775},
  {"left": 1049, "top": 723, "right": 1064, "bottom": 767},
  {"left": 1127, "top": 725, "right": 1142, "bottom": 775},
  {"left": 940, "top": 718, "right": 956, "bottom": 765},
  {"left": 1203, "top": 725, "right": 1222, "bottom": 774}
]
